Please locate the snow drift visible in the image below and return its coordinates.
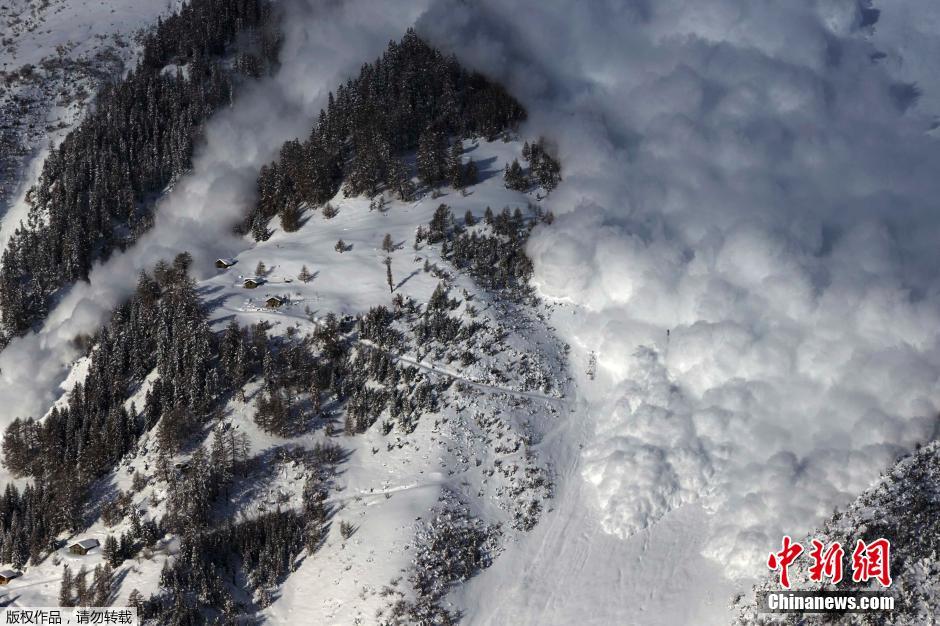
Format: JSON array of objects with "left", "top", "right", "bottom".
[{"left": 419, "top": 0, "right": 940, "bottom": 577}]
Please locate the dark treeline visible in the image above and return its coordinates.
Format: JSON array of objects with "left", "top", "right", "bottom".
[
  {"left": 385, "top": 500, "right": 500, "bottom": 624},
  {"left": 417, "top": 203, "right": 552, "bottom": 297},
  {"left": 248, "top": 307, "right": 441, "bottom": 439},
  {"left": 504, "top": 139, "right": 562, "bottom": 193},
  {"left": 143, "top": 448, "right": 335, "bottom": 621},
  {"left": 245, "top": 29, "right": 526, "bottom": 240},
  {"left": 1, "top": 254, "right": 215, "bottom": 556},
  {"left": 151, "top": 510, "right": 305, "bottom": 622},
  {"left": 0, "top": 0, "right": 280, "bottom": 341},
  {"left": 0, "top": 482, "right": 72, "bottom": 570}
]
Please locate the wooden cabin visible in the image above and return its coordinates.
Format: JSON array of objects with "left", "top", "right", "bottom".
[
  {"left": 68, "top": 538, "right": 100, "bottom": 555},
  {"left": 243, "top": 277, "right": 262, "bottom": 289},
  {"left": 215, "top": 258, "right": 236, "bottom": 269},
  {"left": 0, "top": 570, "right": 21, "bottom": 585},
  {"left": 265, "top": 296, "right": 286, "bottom": 309}
]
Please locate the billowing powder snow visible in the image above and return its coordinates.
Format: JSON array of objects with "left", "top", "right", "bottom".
[
  {"left": 419, "top": 0, "right": 940, "bottom": 579},
  {"left": 4, "top": 0, "right": 940, "bottom": 600}
]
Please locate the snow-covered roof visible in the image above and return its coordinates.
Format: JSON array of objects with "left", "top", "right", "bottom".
[
  {"left": 217, "top": 258, "right": 236, "bottom": 265},
  {"left": 243, "top": 276, "right": 262, "bottom": 282},
  {"left": 71, "top": 538, "right": 99, "bottom": 549},
  {"left": 0, "top": 570, "right": 19, "bottom": 579}
]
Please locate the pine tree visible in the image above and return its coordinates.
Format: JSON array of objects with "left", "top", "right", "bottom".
[
  {"left": 382, "top": 233, "right": 394, "bottom": 254},
  {"left": 464, "top": 159, "right": 479, "bottom": 187},
  {"left": 386, "top": 157, "right": 414, "bottom": 201},
  {"left": 255, "top": 260, "right": 267, "bottom": 277},
  {"left": 119, "top": 533, "right": 134, "bottom": 563},
  {"left": 417, "top": 126, "right": 447, "bottom": 188},
  {"left": 210, "top": 426, "right": 233, "bottom": 493},
  {"left": 504, "top": 159, "right": 527, "bottom": 191},
  {"left": 526, "top": 138, "right": 562, "bottom": 190},
  {"left": 127, "top": 588, "right": 143, "bottom": 612},
  {"left": 335, "top": 239, "right": 346, "bottom": 253},
  {"left": 385, "top": 257, "right": 394, "bottom": 294},
  {"left": 74, "top": 565, "right": 88, "bottom": 606},
  {"left": 92, "top": 563, "right": 112, "bottom": 606},
  {"left": 280, "top": 204, "right": 302, "bottom": 232},
  {"left": 11, "top": 524, "right": 27, "bottom": 569},
  {"left": 1, "top": 512, "right": 15, "bottom": 563},
  {"left": 447, "top": 141, "right": 464, "bottom": 189},
  {"left": 298, "top": 265, "right": 313, "bottom": 283},
  {"left": 103, "top": 534, "right": 121, "bottom": 567},
  {"left": 59, "top": 564, "right": 73, "bottom": 607},
  {"left": 428, "top": 204, "right": 452, "bottom": 244}
]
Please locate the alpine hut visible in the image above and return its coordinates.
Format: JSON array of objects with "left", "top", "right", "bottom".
[
  {"left": 68, "top": 538, "right": 100, "bottom": 555},
  {"left": 0, "top": 570, "right": 21, "bottom": 585}
]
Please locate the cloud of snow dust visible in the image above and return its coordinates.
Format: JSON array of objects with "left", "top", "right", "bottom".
[
  {"left": 0, "top": 0, "right": 429, "bottom": 420},
  {"left": 417, "top": 0, "right": 940, "bottom": 577},
  {"left": 4, "top": 0, "right": 940, "bottom": 583}
]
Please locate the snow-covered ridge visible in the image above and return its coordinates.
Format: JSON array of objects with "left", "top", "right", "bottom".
[
  {"left": 0, "top": 0, "right": 183, "bottom": 243},
  {"left": 0, "top": 137, "right": 571, "bottom": 623}
]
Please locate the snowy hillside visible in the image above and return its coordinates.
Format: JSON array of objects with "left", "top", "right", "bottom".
[
  {"left": 0, "top": 0, "right": 180, "bottom": 238},
  {"left": 2, "top": 0, "right": 940, "bottom": 624},
  {"left": 0, "top": 91, "right": 572, "bottom": 621}
]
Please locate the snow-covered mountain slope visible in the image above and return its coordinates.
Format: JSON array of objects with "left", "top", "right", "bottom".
[
  {"left": 456, "top": 331, "right": 738, "bottom": 626},
  {"left": 209, "top": 138, "right": 567, "bottom": 624},
  {"left": 0, "top": 137, "right": 572, "bottom": 623},
  {"left": 4, "top": 1, "right": 940, "bottom": 624},
  {"left": 0, "top": 0, "right": 181, "bottom": 243}
]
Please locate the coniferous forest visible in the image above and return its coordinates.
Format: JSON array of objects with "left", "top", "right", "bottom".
[
  {"left": 244, "top": 29, "right": 527, "bottom": 240},
  {"left": 2, "top": 1, "right": 938, "bottom": 624},
  {"left": 0, "top": 0, "right": 280, "bottom": 342},
  {"left": 0, "top": 10, "right": 560, "bottom": 623}
]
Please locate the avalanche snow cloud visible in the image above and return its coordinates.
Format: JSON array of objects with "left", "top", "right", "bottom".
[
  {"left": 419, "top": 0, "right": 940, "bottom": 576},
  {"left": 3, "top": 0, "right": 940, "bottom": 584},
  {"left": 0, "top": 0, "right": 429, "bottom": 419}
]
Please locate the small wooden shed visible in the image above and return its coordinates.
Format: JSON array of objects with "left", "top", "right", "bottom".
[
  {"left": 215, "top": 258, "right": 236, "bottom": 269},
  {"left": 244, "top": 277, "right": 262, "bottom": 289},
  {"left": 0, "top": 570, "right": 21, "bottom": 585},
  {"left": 69, "top": 538, "right": 100, "bottom": 555},
  {"left": 265, "top": 296, "right": 286, "bottom": 309}
]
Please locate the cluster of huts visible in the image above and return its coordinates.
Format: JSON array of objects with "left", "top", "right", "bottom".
[
  {"left": 217, "top": 259, "right": 287, "bottom": 309},
  {"left": 0, "top": 538, "right": 101, "bottom": 587}
]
